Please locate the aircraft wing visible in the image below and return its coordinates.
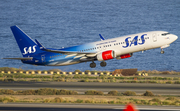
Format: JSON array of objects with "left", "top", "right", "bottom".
[
  {"left": 35, "top": 39, "right": 97, "bottom": 57},
  {"left": 42, "top": 48, "right": 97, "bottom": 58},
  {"left": 2, "top": 57, "right": 33, "bottom": 60},
  {"left": 42, "top": 48, "right": 94, "bottom": 54}
]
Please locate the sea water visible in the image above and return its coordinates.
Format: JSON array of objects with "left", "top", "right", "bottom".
[{"left": 0, "top": 0, "right": 180, "bottom": 71}]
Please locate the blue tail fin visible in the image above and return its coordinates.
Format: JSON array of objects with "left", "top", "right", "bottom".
[{"left": 10, "top": 25, "right": 44, "bottom": 57}]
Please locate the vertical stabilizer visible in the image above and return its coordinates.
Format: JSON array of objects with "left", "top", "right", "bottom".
[{"left": 10, "top": 25, "right": 44, "bottom": 57}]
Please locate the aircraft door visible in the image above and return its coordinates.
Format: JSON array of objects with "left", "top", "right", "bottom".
[
  {"left": 152, "top": 33, "right": 157, "bottom": 42},
  {"left": 41, "top": 55, "right": 45, "bottom": 63}
]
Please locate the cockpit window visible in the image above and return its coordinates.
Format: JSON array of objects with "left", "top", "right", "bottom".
[{"left": 162, "top": 33, "right": 170, "bottom": 36}]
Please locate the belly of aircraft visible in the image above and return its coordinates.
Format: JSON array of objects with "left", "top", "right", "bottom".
[{"left": 47, "top": 59, "right": 81, "bottom": 66}]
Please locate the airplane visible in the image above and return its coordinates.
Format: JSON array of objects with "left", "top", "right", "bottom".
[{"left": 3, "top": 25, "right": 178, "bottom": 68}]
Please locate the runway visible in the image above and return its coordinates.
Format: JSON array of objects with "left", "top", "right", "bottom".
[
  {"left": 0, "top": 103, "right": 180, "bottom": 111},
  {"left": 0, "top": 81, "right": 179, "bottom": 95}
]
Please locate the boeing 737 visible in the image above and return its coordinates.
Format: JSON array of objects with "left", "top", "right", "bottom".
[{"left": 3, "top": 25, "right": 178, "bottom": 68}]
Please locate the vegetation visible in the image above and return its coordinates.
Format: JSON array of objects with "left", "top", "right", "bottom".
[
  {"left": 0, "top": 94, "right": 179, "bottom": 106},
  {"left": 123, "top": 91, "right": 136, "bottom": 96},
  {"left": 108, "top": 90, "right": 123, "bottom": 96},
  {"left": 0, "top": 88, "right": 78, "bottom": 95},
  {"left": 0, "top": 67, "right": 180, "bottom": 84},
  {"left": 143, "top": 90, "right": 154, "bottom": 96},
  {"left": 74, "top": 70, "right": 81, "bottom": 73},
  {"left": 0, "top": 67, "right": 23, "bottom": 72},
  {"left": 85, "top": 90, "right": 104, "bottom": 95},
  {"left": 0, "top": 72, "right": 179, "bottom": 84},
  {"left": 0, "top": 88, "right": 179, "bottom": 106},
  {"left": 1, "top": 67, "right": 180, "bottom": 106}
]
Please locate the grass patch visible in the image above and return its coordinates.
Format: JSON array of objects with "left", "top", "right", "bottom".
[
  {"left": 143, "top": 90, "right": 154, "bottom": 96},
  {"left": 0, "top": 67, "right": 180, "bottom": 84},
  {"left": 0, "top": 95, "right": 179, "bottom": 106},
  {"left": 166, "top": 97, "right": 177, "bottom": 101},
  {"left": 0, "top": 88, "right": 78, "bottom": 95},
  {"left": 108, "top": 90, "right": 123, "bottom": 96},
  {"left": 123, "top": 91, "right": 136, "bottom": 96},
  {"left": 85, "top": 90, "right": 104, "bottom": 95}
]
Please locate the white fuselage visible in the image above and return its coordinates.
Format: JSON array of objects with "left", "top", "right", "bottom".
[
  {"left": 46, "top": 31, "right": 178, "bottom": 66},
  {"left": 83, "top": 31, "right": 177, "bottom": 57}
]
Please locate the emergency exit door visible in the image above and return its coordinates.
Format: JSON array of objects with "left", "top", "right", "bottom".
[{"left": 152, "top": 33, "right": 157, "bottom": 42}]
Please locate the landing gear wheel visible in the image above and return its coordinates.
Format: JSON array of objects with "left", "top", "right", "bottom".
[
  {"left": 90, "top": 62, "right": 96, "bottom": 68},
  {"left": 161, "top": 49, "right": 164, "bottom": 54},
  {"left": 100, "top": 61, "right": 107, "bottom": 67}
]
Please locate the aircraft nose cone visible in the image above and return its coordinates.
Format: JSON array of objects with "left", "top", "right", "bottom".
[
  {"left": 172, "top": 34, "right": 178, "bottom": 42},
  {"left": 175, "top": 35, "right": 178, "bottom": 40},
  {"left": 170, "top": 34, "right": 178, "bottom": 43}
]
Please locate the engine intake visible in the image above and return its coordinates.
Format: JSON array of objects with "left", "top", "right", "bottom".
[{"left": 97, "top": 50, "right": 116, "bottom": 61}]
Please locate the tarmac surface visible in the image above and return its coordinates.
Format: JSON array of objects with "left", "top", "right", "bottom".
[
  {"left": 0, "top": 103, "right": 180, "bottom": 111},
  {"left": 0, "top": 81, "right": 180, "bottom": 95}
]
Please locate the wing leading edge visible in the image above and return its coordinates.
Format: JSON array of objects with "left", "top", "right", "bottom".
[{"left": 35, "top": 39, "right": 97, "bottom": 56}]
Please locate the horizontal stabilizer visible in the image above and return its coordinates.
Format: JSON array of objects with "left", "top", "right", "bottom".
[{"left": 2, "top": 57, "right": 33, "bottom": 60}]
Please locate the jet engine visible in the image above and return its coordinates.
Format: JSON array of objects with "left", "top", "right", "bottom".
[
  {"left": 116, "top": 53, "right": 133, "bottom": 60},
  {"left": 97, "top": 50, "right": 116, "bottom": 61}
]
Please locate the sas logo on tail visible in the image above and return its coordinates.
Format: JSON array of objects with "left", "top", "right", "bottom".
[
  {"left": 23, "top": 45, "right": 36, "bottom": 55},
  {"left": 123, "top": 34, "right": 147, "bottom": 48}
]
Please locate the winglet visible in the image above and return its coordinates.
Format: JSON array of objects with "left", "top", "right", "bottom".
[
  {"left": 35, "top": 39, "right": 45, "bottom": 50},
  {"left": 99, "top": 34, "right": 105, "bottom": 40}
]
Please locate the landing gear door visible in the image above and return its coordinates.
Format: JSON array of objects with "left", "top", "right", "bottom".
[{"left": 152, "top": 33, "right": 157, "bottom": 42}]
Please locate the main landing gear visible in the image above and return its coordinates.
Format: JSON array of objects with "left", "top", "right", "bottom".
[
  {"left": 161, "top": 48, "right": 164, "bottom": 54},
  {"left": 100, "top": 61, "right": 106, "bottom": 67},
  {"left": 90, "top": 61, "right": 107, "bottom": 68},
  {"left": 90, "top": 61, "right": 96, "bottom": 68}
]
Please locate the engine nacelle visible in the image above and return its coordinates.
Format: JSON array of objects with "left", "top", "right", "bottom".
[
  {"left": 116, "top": 53, "right": 133, "bottom": 60},
  {"left": 97, "top": 50, "right": 116, "bottom": 61}
]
